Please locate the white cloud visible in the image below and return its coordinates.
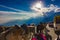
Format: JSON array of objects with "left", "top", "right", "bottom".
[
  {"left": 0, "top": 15, "right": 31, "bottom": 24},
  {"left": 0, "top": 5, "right": 26, "bottom": 12},
  {"left": 0, "top": 11, "right": 29, "bottom": 15},
  {"left": 0, "top": 11, "right": 43, "bottom": 24},
  {"left": 55, "top": 8, "right": 60, "bottom": 12},
  {"left": 0, "top": 4, "right": 60, "bottom": 24},
  {"left": 31, "top": 3, "right": 60, "bottom": 13}
]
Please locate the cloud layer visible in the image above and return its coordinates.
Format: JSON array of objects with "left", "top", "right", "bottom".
[
  {"left": 0, "top": 10, "right": 44, "bottom": 24},
  {"left": 0, "top": 4, "right": 60, "bottom": 24},
  {"left": 31, "top": 3, "right": 60, "bottom": 13}
]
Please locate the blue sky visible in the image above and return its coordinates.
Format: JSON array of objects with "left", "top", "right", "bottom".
[
  {"left": 0, "top": 0, "right": 60, "bottom": 26},
  {"left": 0, "top": 0, "right": 60, "bottom": 11}
]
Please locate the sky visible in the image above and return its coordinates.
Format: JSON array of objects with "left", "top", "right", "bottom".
[{"left": 0, "top": 0, "right": 60, "bottom": 26}]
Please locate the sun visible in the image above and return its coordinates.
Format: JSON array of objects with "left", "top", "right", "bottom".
[
  {"left": 31, "top": 1, "right": 43, "bottom": 12},
  {"left": 31, "top": 1, "right": 44, "bottom": 16},
  {"left": 35, "top": 2, "right": 42, "bottom": 9}
]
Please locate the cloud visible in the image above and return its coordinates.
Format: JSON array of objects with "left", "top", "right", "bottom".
[
  {"left": 48, "top": 4, "right": 58, "bottom": 12},
  {"left": 49, "top": 4, "right": 60, "bottom": 12},
  {"left": 31, "top": 4, "right": 60, "bottom": 13},
  {"left": 55, "top": 8, "right": 60, "bottom": 12},
  {"left": 0, "top": 5, "right": 44, "bottom": 17},
  {"left": 0, "top": 10, "right": 43, "bottom": 24},
  {"left": 0, "top": 15, "right": 31, "bottom": 24},
  {"left": 0, "top": 4, "right": 60, "bottom": 24},
  {"left": 0, "top": 11, "right": 28, "bottom": 15},
  {"left": 0, "top": 5, "right": 26, "bottom": 12}
]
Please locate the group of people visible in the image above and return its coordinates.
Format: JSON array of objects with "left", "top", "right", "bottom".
[
  {"left": 31, "top": 23, "right": 52, "bottom": 40},
  {"left": 19, "top": 22, "right": 52, "bottom": 40},
  {"left": 18, "top": 22, "right": 60, "bottom": 40}
]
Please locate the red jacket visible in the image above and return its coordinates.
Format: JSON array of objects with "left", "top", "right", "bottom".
[{"left": 32, "top": 37, "right": 38, "bottom": 40}]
